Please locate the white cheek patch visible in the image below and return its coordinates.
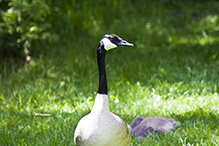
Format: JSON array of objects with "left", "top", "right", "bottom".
[{"left": 102, "top": 38, "right": 117, "bottom": 51}]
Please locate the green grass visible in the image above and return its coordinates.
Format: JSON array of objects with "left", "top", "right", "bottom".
[{"left": 1, "top": 1, "right": 219, "bottom": 146}]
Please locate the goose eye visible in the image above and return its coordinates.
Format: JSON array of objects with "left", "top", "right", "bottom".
[{"left": 114, "top": 37, "right": 120, "bottom": 43}]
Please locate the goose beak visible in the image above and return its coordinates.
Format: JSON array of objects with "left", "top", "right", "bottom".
[{"left": 118, "top": 39, "right": 134, "bottom": 47}]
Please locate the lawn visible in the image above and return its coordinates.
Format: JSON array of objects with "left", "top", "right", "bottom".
[{"left": 1, "top": 1, "right": 219, "bottom": 146}]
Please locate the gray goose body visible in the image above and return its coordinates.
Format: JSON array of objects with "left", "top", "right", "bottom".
[
  {"left": 74, "top": 34, "right": 133, "bottom": 146},
  {"left": 131, "top": 116, "right": 180, "bottom": 141}
]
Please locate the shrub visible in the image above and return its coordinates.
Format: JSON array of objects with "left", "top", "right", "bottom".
[{"left": 0, "top": 0, "right": 58, "bottom": 60}]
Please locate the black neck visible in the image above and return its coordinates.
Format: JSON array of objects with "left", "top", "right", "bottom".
[{"left": 97, "top": 42, "right": 107, "bottom": 94}]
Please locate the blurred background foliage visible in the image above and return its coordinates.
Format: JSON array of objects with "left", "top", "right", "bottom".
[
  {"left": 1, "top": 0, "right": 219, "bottom": 92},
  {"left": 1, "top": 0, "right": 219, "bottom": 59},
  {"left": 0, "top": 0, "right": 219, "bottom": 89},
  {"left": 0, "top": 0, "right": 58, "bottom": 60}
]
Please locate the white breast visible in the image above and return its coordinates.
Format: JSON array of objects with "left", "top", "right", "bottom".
[{"left": 74, "top": 94, "right": 131, "bottom": 146}]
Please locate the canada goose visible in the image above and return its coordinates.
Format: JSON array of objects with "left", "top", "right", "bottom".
[
  {"left": 74, "top": 34, "right": 134, "bottom": 146},
  {"left": 131, "top": 116, "right": 180, "bottom": 141}
]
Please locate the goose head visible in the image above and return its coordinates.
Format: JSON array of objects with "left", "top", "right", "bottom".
[{"left": 100, "top": 34, "right": 134, "bottom": 51}]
